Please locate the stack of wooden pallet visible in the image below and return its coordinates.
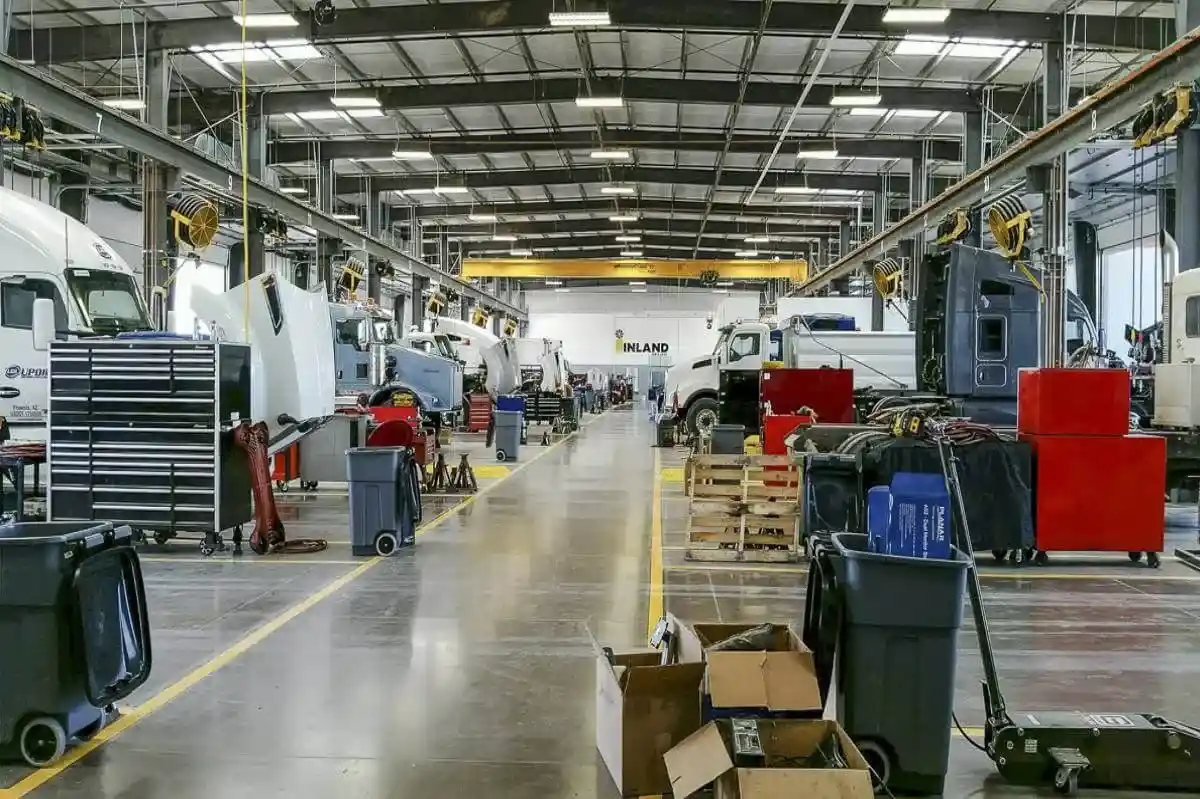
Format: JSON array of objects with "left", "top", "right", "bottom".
[{"left": 685, "top": 454, "right": 802, "bottom": 562}]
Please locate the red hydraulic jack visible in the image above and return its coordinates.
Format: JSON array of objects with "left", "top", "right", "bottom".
[{"left": 939, "top": 435, "right": 1200, "bottom": 796}]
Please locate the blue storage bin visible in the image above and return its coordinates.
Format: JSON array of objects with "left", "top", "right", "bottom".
[
  {"left": 497, "top": 395, "right": 526, "bottom": 414},
  {"left": 866, "top": 486, "right": 891, "bottom": 553},
  {"left": 888, "top": 472, "right": 951, "bottom": 559}
]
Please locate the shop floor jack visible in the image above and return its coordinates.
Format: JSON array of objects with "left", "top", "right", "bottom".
[{"left": 939, "top": 436, "right": 1200, "bottom": 796}]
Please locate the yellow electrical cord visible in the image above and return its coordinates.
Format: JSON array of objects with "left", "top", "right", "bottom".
[{"left": 239, "top": 0, "right": 251, "bottom": 340}]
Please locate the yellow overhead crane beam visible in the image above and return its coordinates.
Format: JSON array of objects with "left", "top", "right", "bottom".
[{"left": 461, "top": 258, "right": 808, "bottom": 282}]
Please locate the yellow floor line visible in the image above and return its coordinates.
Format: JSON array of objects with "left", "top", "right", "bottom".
[
  {"left": 1, "top": 414, "right": 585, "bottom": 798},
  {"left": 660, "top": 466, "right": 684, "bottom": 484},
  {"left": 646, "top": 447, "right": 664, "bottom": 639}
]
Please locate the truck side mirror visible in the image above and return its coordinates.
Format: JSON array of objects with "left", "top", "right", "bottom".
[
  {"left": 356, "top": 319, "right": 371, "bottom": 351},
  {"left": 32, "top": 298, "right": 55, "bottom": 351}
]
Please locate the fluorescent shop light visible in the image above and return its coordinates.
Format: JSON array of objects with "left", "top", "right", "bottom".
[
  {"left": 576, "top": 96, "right": 624, "bottom": 108},
  {"left": 830, "top": 92, "right": 882, "bottom": 107},
  {"left": 330, "top": 96, "right": 380, "bottom": 108},
  {"left": 882, "top": 8, "right": 950, "bottom": 24},
  {"left": 548, "top": 11, "right": 611, "bottom": 27}
]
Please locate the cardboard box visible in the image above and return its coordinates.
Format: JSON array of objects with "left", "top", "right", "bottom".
[
  {"left": 677, "top": 623, "right": 822, "bottom": 714},
  {"left": 594, "top": 649, "right": 706, "bottom": 797},
  {"left": 665, "top": 718, "right": 876, "bottom": 798}
]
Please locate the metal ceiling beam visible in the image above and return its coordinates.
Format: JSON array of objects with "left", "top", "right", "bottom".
[
  {"left": 410, "top": 197, "right": 861, "bottom": 221},
  {"left": 0, "top": 54, "right": 525, "bottom": 319},
  {"left": 9, "top": 0, "right": 1168, "bottom": 63},
  {"left": 794, "top": 26, "right": 1200, "bottom": 296},
  {"left": 449, "top": 217, "right": 839, "bottom": 238},
  {"left": 463, "top": 236, "right": 818, "bottom": 257},
  {"left": 325, "top": 166, "right": 955, "bottom": 197},
  {"left": 271, "top": 132, "right": 963, "bottom": 164},
  {"left": 241, "top": 77, "right": 983, "bottom": 117}
]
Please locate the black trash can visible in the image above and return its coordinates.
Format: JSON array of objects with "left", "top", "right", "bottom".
[
  {"left": 804, "top": 532, "right": 968, "bottom": 795},
  {"left": 0, "top": 521, "right": 152, "bottom": 767}
]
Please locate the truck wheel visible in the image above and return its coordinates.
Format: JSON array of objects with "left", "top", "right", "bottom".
[{"left": 686, "top": 397, "right": 719, "bottom": 436}]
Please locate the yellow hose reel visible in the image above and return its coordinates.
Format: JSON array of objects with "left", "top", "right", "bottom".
[
  {"left": 503, "top": 317, "right": 518, "bottom": 337},
  {"left": 1133, "top": 83, "right": 1194, "bottom": 148},
  {"left": 871, "top": 257, "right": 903, "bottom": 300},
  {"left": 472, "top": 306, "right": 490, "bottom": 328},
  {"left": 336, "top": 256, "right": 365, "bottom": 300},
  {"left": 170, "top": 194, "right": 220, "bottom": 251},
  {"left": 934, "top": 209, "right": 971, "bottom": 246},
  {"left": 987, "top": 197, "right": 1032, "bottom": 260}
]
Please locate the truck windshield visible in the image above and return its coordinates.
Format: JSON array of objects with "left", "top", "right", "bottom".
[{"left": 65, "top": 268, "right": 151, "bottom": 335}]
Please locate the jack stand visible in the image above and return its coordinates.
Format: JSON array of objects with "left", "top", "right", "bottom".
[
  {"left": 426, "top": 452, "right": 452, "bottom": 493},
  {"left": 541, "top": 430, "right": 551, "bottom": 446},
  {"left": 449, "top": 454, "right": 478, "bottom": 493},
  {"left": 937, "top": 435, "right": 1200, "bottom": 796},
  {"left": 231, "top": 524, "right": 244, "bottom": 556}
]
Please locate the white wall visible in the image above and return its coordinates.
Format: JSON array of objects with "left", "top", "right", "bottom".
[
  {"left": 526, "top": 287, "right": 758, "bottom": 368},
  {"left": 1100, "top": 238, "right": 1162, "bottom": 357}
]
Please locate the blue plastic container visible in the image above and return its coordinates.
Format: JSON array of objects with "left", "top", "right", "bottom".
[
  {"left": 887, "top": 472, "right": 951, "bottom": 559},
  {"left": 496, "top": 394, "right": 526, "bottom": 414},
  {"left": 866, "top": 486, "right": 892, "bottom": 553}
]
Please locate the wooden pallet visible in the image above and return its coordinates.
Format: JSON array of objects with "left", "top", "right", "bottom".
[{"left": 685, "top": 454, "right": 802, "bottom": 562}]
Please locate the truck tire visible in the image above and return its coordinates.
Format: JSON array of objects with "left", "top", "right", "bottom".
[{"left": 686, "top": 397, "right": 719, "bottom": 436}]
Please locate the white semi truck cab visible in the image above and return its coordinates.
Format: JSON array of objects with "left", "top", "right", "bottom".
[
  {"left": 0, "top": 187, "right": 154, "bottom": 437},
  {"left": 665, "top": 316, "right": 917, "bottom": 435}
]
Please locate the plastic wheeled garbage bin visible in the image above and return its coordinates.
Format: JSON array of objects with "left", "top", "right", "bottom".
[
  {"left": 711, "top": 424, "right": 745, "bottom": 454},
  {"left": 803, "top": 532, "right": 968, "bottom": 796},
  {"left": 346, "top": 447, "right": 422, "bottom": 557},
  {"left": 494, "top": 410, "right": 523, "bottom": 462},
  {"left": 0, "top": 521, "right": 152, "bottom": 768}
]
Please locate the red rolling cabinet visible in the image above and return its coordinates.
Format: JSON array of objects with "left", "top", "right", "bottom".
[
  {"left": 760, "top": 368, "right": 854, "bottom": 424},
  {"left": 1018, "top": 368, "right": 1130, "bottom": 436},
  {"left": 1021, "top": 433, "right": 1165, "bottom": 554},
  {"left": 465, "top": 393, "right": 492, "bottom": 433},
  {"left": 762, "top": 414, "right": 814, "bottom": 455}
]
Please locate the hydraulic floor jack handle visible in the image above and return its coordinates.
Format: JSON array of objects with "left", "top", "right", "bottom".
[{"left": 935, "top": 437, "right": 1009, "bottom": 726}]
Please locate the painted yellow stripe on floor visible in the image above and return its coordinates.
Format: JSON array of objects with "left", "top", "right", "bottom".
[
  {"left": 1, "top": 412, "right": 586, "bottom": 798},
  {"left": 647, "top": 447, "right": 664, "bottom": 638},
  {"left": 660, "top": 466, "right": 684, "bottom": 484}
]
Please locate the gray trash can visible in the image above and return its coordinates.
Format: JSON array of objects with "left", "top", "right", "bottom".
[
  {"left": 0, "top": 521, "right": 152, "bottom": 767},
  {"left": 825, "top": 532, "right": 969, "bottom": 795},
  {"left": 711, "top": 424, "right": 745, "bottom": 454},
  {"left": 346, "top": 447, "right": 421, "bottom": 556},
  {"left": 494, "top": 410, "right": 523, "bottom": 462}
]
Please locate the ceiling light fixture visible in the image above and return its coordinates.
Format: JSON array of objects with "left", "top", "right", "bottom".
[
  {"left": 716, "top": 281, "right": 735, "bottom": 287},
  {"left": 796, "top": 149, "right": 840, "bottom": 159},
  {"left": 848, "top": 107, "right": 888, "bottom": 117},
  {"left": 297, "top": 109, "right": 344, "bottom": 121},
  {"left": 629, "top": 281, "right": 646, "bottom": 285},
  {"left": 333, "top": 213, "right": 359, "bottom": 221},
  {"left": 548, "top": 10, "right": 611, "bottom": 26},
  {"left": 619, "top": 250, "right": 644, "bottom": 257},
  {"left": 345, "top": 108, "right": 385, "bottom": 118},
  {"left": 631, "top": 287, "right": 648, "bottom": 293},
  {"left": 330, "top": 96, "right": 380, "bottom": 108},
  {"left": 830, "top": 92, "right": 882, "bottom": 107},
  {"left": 102, "top": 98, "right": 146, "bottom": 110},
  {"left": 774, "top": 186, "right": 818, "bottom": 195},
  {"left": 468, "top": 213, "right": 498, "bottom": 222},
  {"left": 576, "top": 96, "right": 624, "bottom": 108},
  {"left": 392, "top": 149, "right": 436, "bottom": 160},
  {"left": 554, "top": 287, "right": 571, "bottom": 293},
  {"left": 744, "top": 235, "right": 769, "bottom": 244},
  {"left": 510, "top": 248, "right": 533, "bottom": 257},
  {"left": 615, "top": 235, "right": 641, "bottom": 242},
  {"left": 609, "top": 213, "right": 639, "bottom": 222},
  {"left": 734, "top": 250, "right": 760, "bottom": 257},
  {"left": 601, "top": 185, "right": 636, "bottom": 195},
  {"left": 279, "top": 186, "right": 307, "bottom": 195},
  {"left": 882, "top": 7, "right": 950, "bottom": 23},
  {"left": 590, "top": 149, "right": 632, "bottom": 160},
  {"left": 233, "top": 13, "right": 299, "bottom": 27},
  {"left": 493, "top": 234, "right": 518, "bottom": 242},
  {"left": 712, "top": 288, "right": 730, "bottom": 294},
  {"left": 399, "top": 186, "right": 470, "bottom": 196},
  {"left": 545, "top": 279, "right": 563, "bottom": 286}
]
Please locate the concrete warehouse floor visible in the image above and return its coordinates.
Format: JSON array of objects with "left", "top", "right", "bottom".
[{"left": 1, "top": 406, "right": 1197, "bottom": 797}]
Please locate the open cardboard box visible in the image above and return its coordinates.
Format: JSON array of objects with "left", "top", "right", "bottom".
[
  {"left": 594, "top": 645, "right": 706, "bottom": 797},
  {"left": 677, "top": 622, "right": 822, "bottom": 714},
  {"left": 664, "top": 718, "right": 875, "bottom": 799}
]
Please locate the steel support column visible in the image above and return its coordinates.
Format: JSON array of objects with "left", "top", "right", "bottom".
[
  {"left": 141, "top": 51, "right": 174, "bottom": 303},
  {"left": 907, "top": 148, "right": 929, "bottom": 310},
  {"left": 1041, "top": 42, "right": 1069, "bottom": 367},
  {"left": 243, "top": 101, "right": 267, "bottom": 282},
  {"left": 964, "top": 111, "right": 985, "bottom": 246},
  {"left": 871, "top": 191, "right": 886, "bottom": 330},
  {"left": 1177, "top": 0, "right": 1200, "bottom": 272},
  {"left": 832, "top": 219, "right": 852, "bottom": 295}
]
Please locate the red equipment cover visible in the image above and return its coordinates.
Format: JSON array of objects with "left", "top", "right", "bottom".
[
  {"left": 762, "top": 414, "right": 813, "bottom": 456},
  {"left": 1022, "top": 433, "right": 1165, "bottom": 553},
  {"left": 1018, "top": 368, "right": 1129, "bottom": 436},
  {"left": 760, "top": 368, "right": 854, "bottom": 423}
]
